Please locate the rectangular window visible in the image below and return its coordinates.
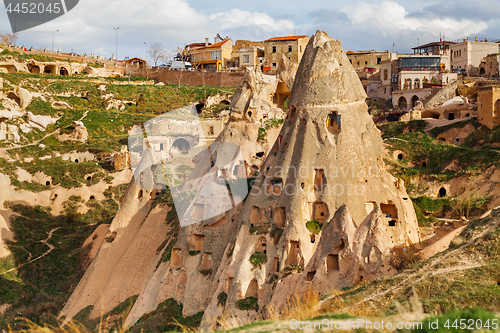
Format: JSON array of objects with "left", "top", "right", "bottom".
[
  {"left": 243, "top": 55, "right": 249, "bottom": 63},
  {"left": 272, "top": 46, "right": 276, "bottom": 53},
  {"left": 272, "top": 62, "right": 277, "bottom": 67},
  {"left": 210, "top": 50, "right": 221, "bottom": 60},
  {"left": 288, "top": 45, "right": 292, "bottom": 52},
  {"left": 377, "top": 57, "right": 382, "bottom": 64}
]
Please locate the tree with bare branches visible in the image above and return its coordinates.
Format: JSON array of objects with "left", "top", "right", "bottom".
[
  {"left": 0, "top": 33, "right": 19, "bottom": 46},
  {"left": 148, "top": 42, "right": 168, "bottom": 67}
]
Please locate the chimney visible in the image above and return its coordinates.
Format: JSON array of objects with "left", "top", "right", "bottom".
[
  {"left": 205, "top": 38, "right": 209, "bottom": 47},
  {"left": 214, "top": 37, "right": 217, "bottom": 44}
]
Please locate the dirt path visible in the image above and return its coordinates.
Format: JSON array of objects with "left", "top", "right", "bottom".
[
  {"left": 0, "top": 227, "right": 59, "bottom": 276},
  {"left": 0, "top": 110, "right": 89, "bottom": 152},
  {"left": 350, "top": 216, "right": 500, "bottom": 307}
]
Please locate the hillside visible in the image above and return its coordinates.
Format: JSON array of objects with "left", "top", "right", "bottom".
[{"left": 0, "top": 70, "right": 235, "bottom": 328}]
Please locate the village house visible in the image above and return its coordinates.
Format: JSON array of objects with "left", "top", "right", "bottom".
[
  {"left": 450, "top": 39, "right": 500, "bottom": 75},
  {"left": 230, "top": 40, "right": 265, "bottom": 69},
  {"left": 263, "top": 35, "right": 309, "bottom": 74},
  {"left": 187, "top": 38, "right": 233, "bottom": 72},
  {"left": 479, "top": 53, "right": 500, "bottom": 77},
  {"left": 478, "top": 85, "right": 500, "bottom": 129},
  {"left": 346, "top": 50, "right": 391, "bottom": 71}
]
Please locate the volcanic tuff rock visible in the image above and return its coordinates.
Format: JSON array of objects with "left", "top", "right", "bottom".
[
  {"left": 199, "top": 30, "right": 420, "bottom": 330},
  {"left": 59, "top": 62, "right": 297, "bottom": 326}
]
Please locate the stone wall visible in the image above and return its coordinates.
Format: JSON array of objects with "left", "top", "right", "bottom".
[
  {"left": 478, "top": 86, "right": 500, "bottom": 129},
  {"left": 151, "top": 69, "right": 245, "bottom": 87}
]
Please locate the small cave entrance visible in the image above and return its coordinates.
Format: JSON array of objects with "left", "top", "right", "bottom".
[
  {"left": 201, "top": 252, "right": 213, "bottom": 271},
  {"left": 326, "top": 112, "right": 341, "bottom": 134},
  {"left": 46, "top": 181, "right": 51, "bottom": 186},
  {"left": 313, "top": 201, "right": 328, "bottom": 223},
  {"left": 172, "top": 138, "right": 190, "bottom": 153},
  {"left": 195, "top": 103, "right": 205, "bottom": 114},
  {"left": 257, "top": 237, "right": 267, "bottom": 254},
  {"left": 268, "top": 178, "right": 283, "bottom": 196},
  {"left": 306, "top": 270, "right": 316, "bottom": 282},
  {"left": 245, "top": 279, "right": 259, "bottom": 298},
  {"left": 138, "top": 190, "right": 143, "bottom": 199},
  {"left": 256, "top": 151, "right": 265, "bottom": 158},
  {"left": 225, "top": 277, "right": 233, "bottom": 293},
  {"left": 189, "top": 234, "right": 205, "bottom": 252},
  {"left": 60, "top": 67, "right": 69, "bottom": 76},
  {"left": 273, "top": 257, "right": 280, "bottom": 273},
  {"left": 314, "top": 169, "right": 327, "bottom": 193},
  {"left": 171, "top": 248, "right": 182, "bottom": 267},
  {"left": 191, "top": 203, "right": 206, "bottom": 221},
  {"left": 327, "top": 254, "right": 339, "bottom": 271},
  {"left": 89, "top": 195, "right": 95, "bottom": 200},
  {"left": 28, "top": 64, "right": 40, "bottom": 74},
  {"left": 7, "top": 92, "right": 20, "bottom": 105},
  {"left": 274, "top": 207, "right": 285, "bottom": 228},
  {"left": 250, "top": 206, "right": 264, "bottom": 226},
  {"left": 422, "top": 161, "right": 427, "bottom": 168},
  {"left": 448, "top": 112, "right": 455, "bottom": 121},
  {"left": 381, "top": 202, "right": 398, "bottom": 226},
  {"left": 44, "top": 65, "right": 56, "bottom": 74},
  {"left": 287, "top": 241, "right": 300, "bottom": 266},
  {"left": 438, "top": 187, "right": 447, "bottom": 198},
  {"left": 397, "top": 153, "right": 403, "bottom": 161}
]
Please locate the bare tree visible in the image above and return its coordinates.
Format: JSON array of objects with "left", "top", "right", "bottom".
[
  {"left": 148, "top": 42, "right": 167, "bottom": 66},
  {"left": 0, "top": 33, "right": 19, "bottom": 46}
]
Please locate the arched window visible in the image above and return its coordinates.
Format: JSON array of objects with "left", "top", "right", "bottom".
[
  {"left": 422, "top": 77, "right": 428, "bottom": 85},
  {"left": 404, "top": 78, "right": 412, "bottom": 90},
  {"left": 431, "top": 76, "right": 437, "bottom": 84},
  {"left": 414, "top": 78, "right": 420, "bottom": 89},
  {"left": 398, "top": 97, "right": 408, "bottom": 109}
]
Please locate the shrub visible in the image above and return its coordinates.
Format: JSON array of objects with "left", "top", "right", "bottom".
[
  {"left": 235, "top": 297, "right": 259, "bottom": 311},
  {"left": 188, "top": 250, "right": 200, "bottom": 256},
  {"left": 283, "top": 265, "right": 303, "bottom": 277},
  {"left": 389, "top": 241, "right": 422, "bottom": 271},
  {"left": 306, "top": 220, "right": 322, "bottom": 234},
  {"left": 250, "top": 252, "right": 267, "bottom": 268},
  {"left": 217, "top": 292, "right": 227, "bottom": 306}
]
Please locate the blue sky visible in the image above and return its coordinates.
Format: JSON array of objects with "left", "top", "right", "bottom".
[{"left": 0, "top": 0, "right": 498, "bottom": 61}]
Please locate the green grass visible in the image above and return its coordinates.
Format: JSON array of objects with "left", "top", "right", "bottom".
[
  {"left": 414, "top": 308, "right": 499, "bottom": 333},
  {"left": 258, "top": 118, "right": 284, "bottom": 143},
  {"left": 0, "top": 195, "right": 121, "bottom": 329},
  {"left": 129, "top": 298, "right": 203, "bottom": 333}
]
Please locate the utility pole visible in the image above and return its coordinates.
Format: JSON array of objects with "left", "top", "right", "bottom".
[
  {"left": 52, "top": 30, "right": 59, "bottom": 51},
  {"left": 114, "top": 27, "right": 119, "bottom": 61}
]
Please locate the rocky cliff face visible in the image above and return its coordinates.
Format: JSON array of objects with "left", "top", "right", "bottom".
[
  {"left": 59, "top": 65, "right": 296, "bottom": 326},
  {"left": 199, "top": 30, "right": 420, "bottom": 330},
  {"left": 60, "top": 31, "right": 419, "bottom": 331}
]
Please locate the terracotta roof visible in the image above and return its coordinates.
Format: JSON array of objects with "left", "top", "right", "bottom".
[
  {"left": 265, "top": 35, "right": 308, "bottom": 42},
  {"left": 205, "top": 39, "right": 231, "bottom": 49}
]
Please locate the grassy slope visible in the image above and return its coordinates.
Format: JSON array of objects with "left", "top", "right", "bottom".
[{"left": 0, "top": 72, "right": 236, "bottom": 329}]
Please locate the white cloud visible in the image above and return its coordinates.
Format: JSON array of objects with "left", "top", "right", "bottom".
[
  {"left": 208, "top": 9, "right": 295, "bottom": 40},
  {"left": 340, "top": 1, "right": 488, "bottom": 39}
]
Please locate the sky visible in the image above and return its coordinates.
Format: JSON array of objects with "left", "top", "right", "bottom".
[{"left": 0, "top": 0, "right": 499, "bottom": 61}]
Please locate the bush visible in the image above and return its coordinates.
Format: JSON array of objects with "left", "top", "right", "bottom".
[
  {"left": 249, "top": 252, "right": 267, "bottom": 268},
  {"left": 235, "top": 297, "right": 259, "bottom": 311},
  {"left": 390, "top": 241, "right": 422, "bottom": 271},
  {"left": 306, "top": 220, "right": 322, "bottom": 234},
  {"left": 283, "top": 265, "right": 303, "bottom": 277},
  {"left": 217, "top": 292, "right": 227, "bottom": 306}
]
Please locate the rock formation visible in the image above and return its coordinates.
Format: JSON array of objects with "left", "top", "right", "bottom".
[
  {"left": 59, "top": 62, "right": 298, "bottom": 326},
  {"left": 199, "top": 30, "right": 420, "bottom": 330}
]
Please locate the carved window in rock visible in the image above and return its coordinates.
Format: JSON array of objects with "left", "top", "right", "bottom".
[
  {"left": 274, "top": 207, "right": 285, "bottom": 228},
  {"left": 313, "top": 201, "right": 328, "bottom": 223},
  {"left": 287, "top": 241, "right": 300, "bottom": 266},
  {"left": 314, "top": 169, "right": 327, "bottom": 193},
  {"left": 326, "top": 112, "right": 341, "bottom": 134},
  {"left": 327, "top": 254, "right": 339, "bottom": 271},
  {"left": 245, "top": 278, "right": 259, "bottom": 298},
  {"left": 201, "top": 252, "right": 213, "bottom": 270},
  {"left": 380, "top": 202, "right": 398, "bottom": 227},
  {"left": 250, "top": 206, "right": 265, "bottom": 226},
  {"left": 268, "top": 178, "right": 283, "bottom": 196},
  {"left": 171, "top": 249, "right": 182, "bottom": 267},
  {"left": 225, "top": 277, "right": 233, "bottom": 293}
]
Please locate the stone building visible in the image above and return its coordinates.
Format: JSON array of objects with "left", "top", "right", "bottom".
[
  {"left": 346, "top": 50, "right": 391, "bottom": 70},
  {"left": 238, "top": 47, "right": 264, "bottom": 70},
  {"left": 263, "top": 35, "right": 309, "bottom": 74},
  {"left": 479, "top": 53, "right": 499, "bottom": 77},
  {"left": 450, "top": 40, "right": 500, "bottom": 75},
  {"left": 188, "top": 38, "right": 233, "bottom": 72},
  {"left": 478, "top": 85, "right": 500, "bottom": 129}
]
